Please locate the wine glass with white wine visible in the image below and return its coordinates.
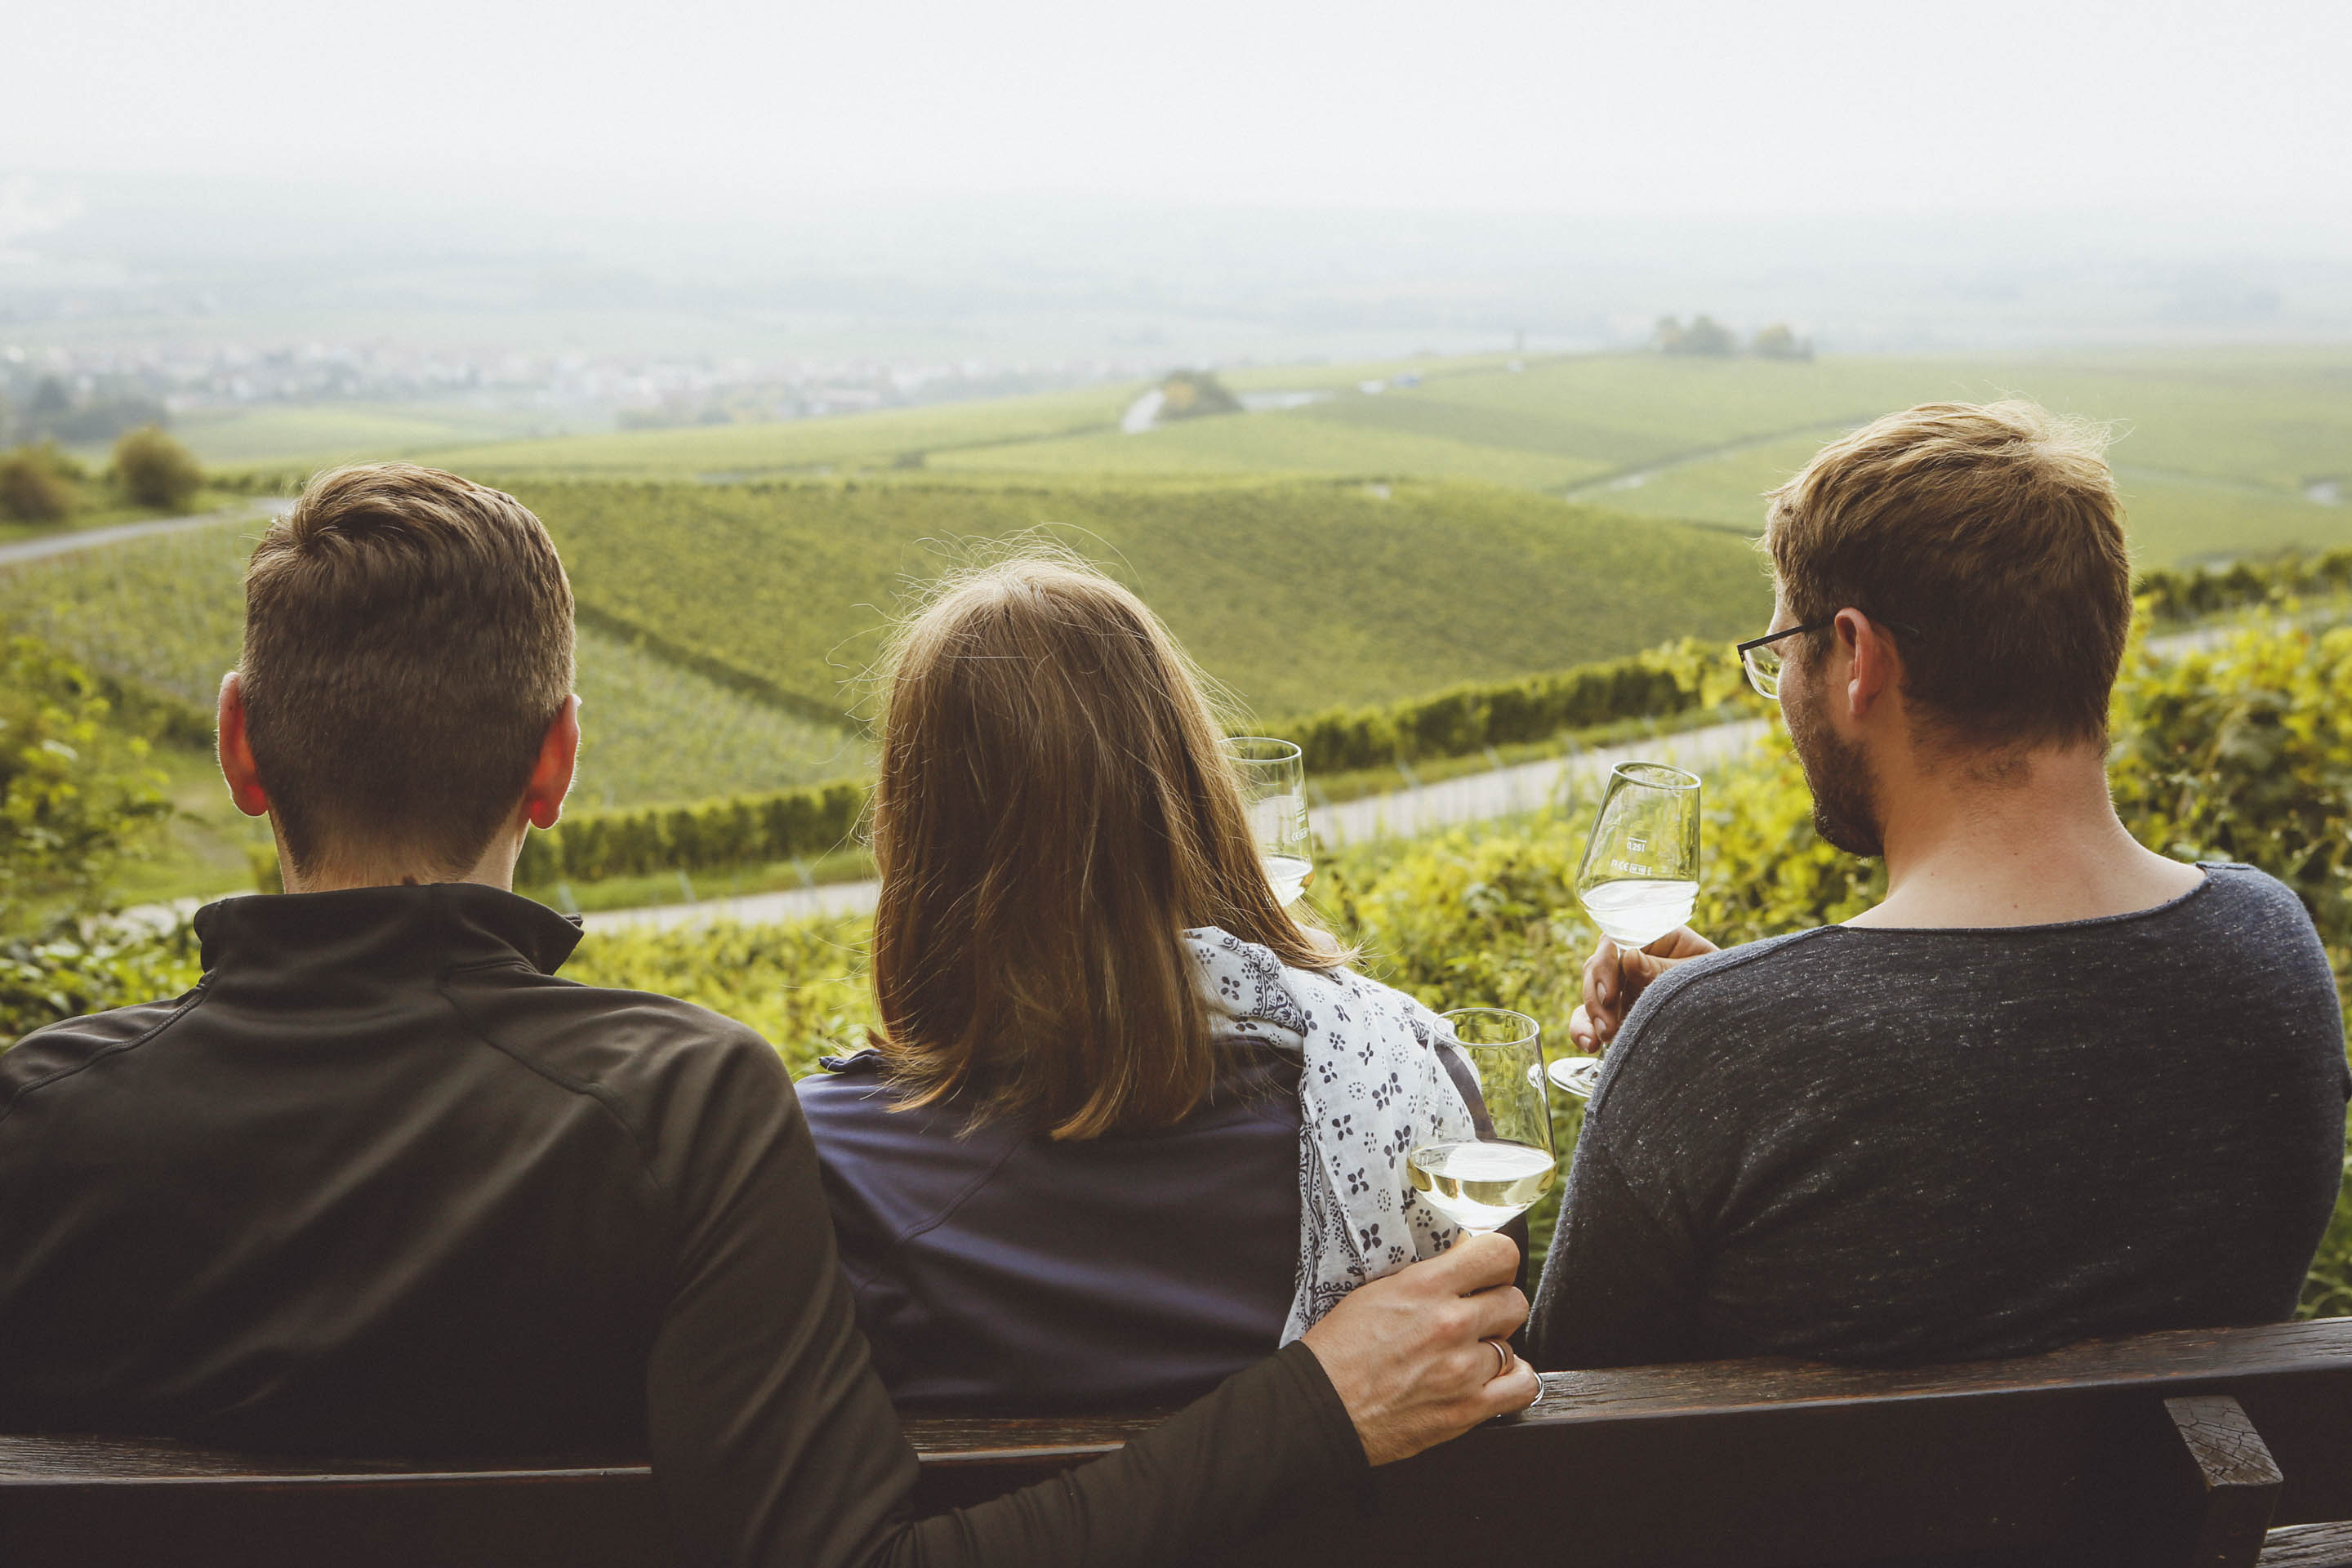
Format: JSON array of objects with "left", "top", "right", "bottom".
[
  {"left": 1408, "top": 1009, "right": 1558, "bottom": 1234},
  {"left": 1227, "top": 737, "right": 1312, "bottom": 906},
  {"left": 1557, "top": 762, "right": 1701, "bottom": 1094}
]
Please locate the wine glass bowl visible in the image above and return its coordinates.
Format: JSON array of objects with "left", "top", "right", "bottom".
[
  {"left": 1408, "top": 1008, "right": 1557, "bottom": 1234},
  {"left": 1575, "top": 763, "right": 1702, "bottom": 951},
  {"left": 1227, "top": 737, "right": 1312, "bottom": 905}
]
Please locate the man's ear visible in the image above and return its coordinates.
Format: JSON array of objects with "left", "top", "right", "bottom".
[
  {"left": 1834, "top": 608, "right": 1901, "bottom": 719},
  {"left": 522, "top": 696, "right": 581, "bottom": 832},
  {"left": 216, "top": 672, "right": 273, "bottom": 817}
]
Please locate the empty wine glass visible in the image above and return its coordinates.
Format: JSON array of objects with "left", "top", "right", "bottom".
[
  {"left": 1228, "top": 737, "right": 1312, "bottom": 906},
  {"left": 1408, "top": 1008, "right": 1557, "bottom": 1234},
  {"left": 1575, "top": 763, "right": 1701, "bottom": 953}
]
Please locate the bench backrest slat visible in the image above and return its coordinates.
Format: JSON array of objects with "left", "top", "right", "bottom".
[{"left": 6, "top": 1320, "right": 2350, "bottom": 1568}]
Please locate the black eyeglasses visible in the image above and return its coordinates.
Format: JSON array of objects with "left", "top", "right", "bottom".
[{"left": 1737, "top": 616, "right": 1922, "bottom": 701}]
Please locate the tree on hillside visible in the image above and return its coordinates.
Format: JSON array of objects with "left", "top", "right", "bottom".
[
  {"left": 0, "top": 443, "right": 77, "bottom": 523},
  {"left": 113, "top": 425, "right": 204, "bottom": 510},
  {"left": 1654, "top": 315, "right": 1738, "bottom": 356},
  {"left": 1157, "top": 370, "right": 1243, "bottom": 421},
  {"left": 1750, "top": 323, "right": 1812, "bottom": 361}
]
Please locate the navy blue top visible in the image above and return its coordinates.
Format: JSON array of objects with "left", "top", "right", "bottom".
[{"left": 797, "top": 1046, "right": 1303, "bottom": 1411}]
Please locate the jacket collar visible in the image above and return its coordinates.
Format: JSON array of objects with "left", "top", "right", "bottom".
[{"left": 194, "top": 884, "right": 584, "bottom": 982}]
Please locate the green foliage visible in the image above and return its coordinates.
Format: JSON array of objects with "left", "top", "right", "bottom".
[
  {"left": 2109, "top": 624, "right": 2352, "bottom": 959},
  {"left": 2135, "top": 549, "right": 2352, "bottom": 625},
  {"left": 0, "top": 443, "right": 78, "bottom": 522},
  {"left": 1655, "top": 315, "right": 1738, "bottom": 356},
  {"left": 514, "top": 780, "right": 869, "bottom": 885},
  {"left": 564, "top": 915, "right": 877, "bottom": 1079},
  {"left": 1, "top": 924, "right": 203, "bottom": 1049},
  {"left": 1273, "top": 636, "right": 1760, "bottom": 773},
  {"left": 111, "top": 426, "right": 204, "bottom": 511},
  {"left": 0, "top": 634, "right": 189, "bottom": 1047},
  {"left": 0, "top": 635, "right": 172, "bottom": 929},
  {"left": 1156, "top": 372, "right": 1243, "bottom": 421}
]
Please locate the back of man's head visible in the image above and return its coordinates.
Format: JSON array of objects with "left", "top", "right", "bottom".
[
  {"left": 1764, "top": 399, "right": 2130, "bottom": 750},
  {"left": 241, "top": 463, "right": 575, "bottom": 879}
]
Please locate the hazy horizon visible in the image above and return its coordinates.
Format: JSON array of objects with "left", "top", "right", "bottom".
[{"left": 7, "top": 0, "right": 2350, "bottom": 424}]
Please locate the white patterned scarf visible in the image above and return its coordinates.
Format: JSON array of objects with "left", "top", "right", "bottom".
[{"left": 1183, "top": 927, "right": 1477, "bottom": 1343}]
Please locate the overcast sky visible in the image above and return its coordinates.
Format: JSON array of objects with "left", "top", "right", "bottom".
[{"left": 8, "top": 0, "right": 2350, "bottom": 221}]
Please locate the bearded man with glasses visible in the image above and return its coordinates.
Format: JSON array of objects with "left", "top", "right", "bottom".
[{"left": 1528, "top": 400, "right": 2348, "bottom": 1371}]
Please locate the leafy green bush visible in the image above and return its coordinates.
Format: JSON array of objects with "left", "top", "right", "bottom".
[
  {"left": 565, "top": 915, "right": 876, "bottom": 1079},
  {"left": 1272, "top": 635, "right": 1757, "bottom": 773},
  {"left": 0, "top": 443, "right": 78, "bottom": 523},
  {"left": 0, "top": 634, "right": 188, "bottom": 1045},
  {"left": 2136, "top": 549, "right": 2352, "bottom": 625},
  {"left": 514, "top": 779, "right": 868, "bottom": 886},
  {"left": 1, "top": 635, "right": 172, "bottom": 926},
  {"left": 111, "top": 426, "right": 204, "bottom": 511}
]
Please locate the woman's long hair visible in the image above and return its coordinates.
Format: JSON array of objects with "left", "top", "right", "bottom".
[{"left": 870, "top": 554, "right": 1343, "bottom": 1139}]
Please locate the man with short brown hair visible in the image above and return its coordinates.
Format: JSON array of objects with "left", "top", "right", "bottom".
[
  {"left": 0, "top": 462, "right": 1539, "bottom": 1567},
  {"left": 1530, "top": 401, "right": 2348, "bottom": 1370}
]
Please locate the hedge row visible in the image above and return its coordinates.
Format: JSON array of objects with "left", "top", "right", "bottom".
[
  {"left": 514, "top": 779, "right": 867, "bottom": 886},
  {"left": 1266, "top": 637, "right": 1753, "bottom": 774},
  {"left": 2139, "top": 548, "right": 2352, "bottom": 624}
]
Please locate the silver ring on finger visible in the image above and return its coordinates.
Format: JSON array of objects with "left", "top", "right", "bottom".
[{"left": 1486, "top": 1337, "right": 1513, "bottom": 1379}]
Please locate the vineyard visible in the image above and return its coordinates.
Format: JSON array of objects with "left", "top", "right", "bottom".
[
  {"left": 0, "top": 519, "right": 866, "bottom": 813},
  {"left": 506, "top": 476, "right": 1771, "bottom": 723}
]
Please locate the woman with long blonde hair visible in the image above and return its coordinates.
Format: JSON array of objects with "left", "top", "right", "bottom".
[{"left": 799, "top": 555, "right": 1483, "bottom": 1409}]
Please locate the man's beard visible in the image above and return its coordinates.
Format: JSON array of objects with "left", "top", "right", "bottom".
[{"left": 1782, "top": 678, "right": 1886, "bottom": 858}]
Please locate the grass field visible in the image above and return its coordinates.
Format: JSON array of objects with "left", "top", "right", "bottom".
[{"left": 508, "top": 477, "right": 1773, "bottom": 722}]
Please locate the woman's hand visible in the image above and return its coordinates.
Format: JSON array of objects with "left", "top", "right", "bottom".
[
  {"left": 1299, "top": 1232, "right": 1538, "bottom": 1465},
  {"left": 1568, "top": 926, "right": 1718, "bottom": 1049}
]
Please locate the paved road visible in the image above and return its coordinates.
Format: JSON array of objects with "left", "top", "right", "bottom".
[{"left": 0, "top": 500, "right": 290, "bottom": 569}]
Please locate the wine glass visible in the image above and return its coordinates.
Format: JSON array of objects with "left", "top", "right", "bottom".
[
  {"left": 1575, "top": 762, "right": 1701, "bottom": 955},
  {"left": 1408, "top": 1008, "right": 1558, "bottom": 1234},
  {"left": 1227, "top": 737, "right": 1312, "bottom": 906}
]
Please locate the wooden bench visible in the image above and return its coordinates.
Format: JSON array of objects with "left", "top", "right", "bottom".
[{"left": 7, "top": 1319, "right": 2352, "bottom": 1567}]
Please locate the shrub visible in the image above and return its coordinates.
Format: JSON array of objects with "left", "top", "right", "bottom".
[
  {"left": 0, "top": 443, "right": 76, "bottom": 523},
  {"left": 0, "top": 633, "right": 183, "bottom": 1046},
  {"left": 113, "top": 426, "right": 204, "bottom": 511}
]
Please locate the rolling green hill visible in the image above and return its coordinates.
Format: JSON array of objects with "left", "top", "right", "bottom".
[{"left": 506, "top": 476, "right": 1773, "bottom": 724}]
